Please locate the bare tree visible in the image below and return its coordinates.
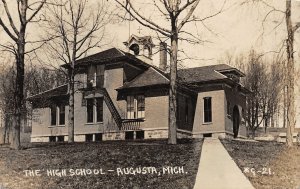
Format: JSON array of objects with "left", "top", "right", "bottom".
[
  {"left": 0, "top": 63, "right": 63, "bottom": 144},
  {"left": 0, "top": 0, "right": 46, "bottom": 149},
  {"left": 243, "top": 0, "right": 300, "bottom": 146},
  {"left": 114, "top": 0, "right": 226, "bottom": 144},
  {"left": 285, "top": 0, "right": 300, "bottom": 146},
  {"left": 43, "top": 0, "right": 111, "bottom": 142},
  {"left": 223, "top": 50, "right": 284, "bottom": 138}
]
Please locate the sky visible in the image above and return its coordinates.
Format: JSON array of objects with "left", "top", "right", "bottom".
[
  {"left": 1, "top": 0, "right": 300, "bottom": 66},
  {"left": 1, "top": 0, "right": 300, "bottom": 127},
  {"left": 106, "top": 0, "right": 300, "bottom": 68}
]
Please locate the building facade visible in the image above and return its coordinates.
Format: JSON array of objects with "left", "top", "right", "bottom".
[{"left": 28, "top": 35, "right": 248, "bottom": 142}]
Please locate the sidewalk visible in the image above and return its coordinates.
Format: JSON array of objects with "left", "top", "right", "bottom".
[{"left": 193, "top": 138, "right": 254, "bottom": 189}]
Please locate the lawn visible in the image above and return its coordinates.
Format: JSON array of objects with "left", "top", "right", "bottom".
[
  {"left": 222, "top": 139, "right": 300, "bottom": 189},
  {"left": 0, "top": 139, "right": 202, "bottom": 189}
]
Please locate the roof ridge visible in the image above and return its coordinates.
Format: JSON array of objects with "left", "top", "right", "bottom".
[{"left": 27, "top": 84, "right": 68, "bottom": 99}]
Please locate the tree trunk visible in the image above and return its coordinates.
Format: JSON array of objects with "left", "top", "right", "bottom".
[
  {"left": 249, "top": 129, "right": 255, "bottom": 139},
  {"left": 168, "top": 30, "right": 178, "bottom": 145},
  {"left": 68, "top": 70, "right": 75, "bottom": 143},
  {"left": 285, "top": 0, "right": 295, "bottom": 147},
  {"left": 283, "top": 85, "right": 286, "bottom": 128},
  {"left": 11, "top": 41, "right": 25, "bottom": 149}
]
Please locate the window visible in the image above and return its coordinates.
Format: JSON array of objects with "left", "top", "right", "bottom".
[
  {"left": 127, "top": 96, "right": 135, "bottom": 119},
  {"left": 185, "top": 97, "right": 189, "bottom": 123},
  {"left": 59, "top": 105, "right": 65, "bottom": 125},
  {"left": 127, "top": 95, "right": 145, "bottom": 119},
  {"left": 50, "top": 105, "right": 56, "bottom": 126},
  {"left": 87, "top": 99, "right": 94, "bottom": 123},
  {"left": 137, "top": 95, "right": 145, "bottom": 118},
  {"left": 204, "top": 97, "right": 212, "bottom": 123},
  {"left": 96, "top": 98, "right": 103, "bottom": 122},
  {"left": 50, "top": 104, "right": 65, "bottom": 126},
  {"left": 96, "top": 65, "right": 105, "bottom": 88},
  {"left": 227, "top": 101, "right": 231, "bottom": 116},
  {"left": 86, "top": 98, "right": 104, "bottom": 123}
]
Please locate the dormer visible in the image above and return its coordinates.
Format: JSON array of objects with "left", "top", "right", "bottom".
[
  {"left": 218, "top": 68, "right": 245, "bottom": 83},
  {"left": 123, "top": 35, "right": 155, "bottom": 64}
]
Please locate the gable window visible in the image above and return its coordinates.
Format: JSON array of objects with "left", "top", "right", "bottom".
[
  {"left": 87, "top": 65, "right": 105, "bottom": 88},
  {"left": 86, "top": 98, "right": 104, "bottom": 123},
  {"left": 50, "top": 104, "right": 65, "bottom": 126},
  {"left": 127, "top": 95, "right": 145, "bottom": 119},
  {"left": 204, "top": 97, "right": 212, "bottom": 123}
]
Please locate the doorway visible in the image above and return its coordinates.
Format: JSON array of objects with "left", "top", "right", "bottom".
[{"left": 233, "top": 106, "right": 240, "bottom": 138}]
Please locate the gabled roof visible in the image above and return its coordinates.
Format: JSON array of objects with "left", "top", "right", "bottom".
[
  {"left": 123, "top": 35, "right": 155, "bottom": 47},
  {"left": 119, "top": 64, "right": 244, "bottom": 90},
  {"left": 27, "top": 84, "right": 68, "bottom": 101},
  {"left": 119, "top": 67, "right": 169, "bottom": 89},
  {"left": 66, "top": 47, "right": 151, "bottom": 69},
  {"left": 178, "top": 64, "right": 239, "bottom": 83},
  {"left": 74, "top": 48, "right": 125, "bottom": 65}
]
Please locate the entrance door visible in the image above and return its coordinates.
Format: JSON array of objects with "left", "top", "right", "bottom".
[{"left": 233, "top": 106, "right": 240, "bottom": 138}]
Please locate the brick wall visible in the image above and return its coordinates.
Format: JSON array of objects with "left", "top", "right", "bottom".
[
  {"left": 193, "top": 90, "right": 226, "bottom": 134},
  {"left": 224, "top": 86, "right": 247, "bottom": 137}
]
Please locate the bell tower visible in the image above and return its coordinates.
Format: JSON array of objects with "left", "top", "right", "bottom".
[{"left": 124, "top": 35, "right": 155, "bottom": 63}]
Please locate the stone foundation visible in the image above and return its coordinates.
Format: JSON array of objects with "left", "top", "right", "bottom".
[
  {"left": 144, "top": 129, "right": 168, "bottom": 139},
  {"left": 31, "top": 129, "right": 246, "bottom": 143}
]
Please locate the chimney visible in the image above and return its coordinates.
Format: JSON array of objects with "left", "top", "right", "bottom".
[{"left": 159, "top": 42, "right": 167, "bottom": 72}]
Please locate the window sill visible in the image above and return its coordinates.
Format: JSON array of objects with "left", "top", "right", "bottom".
[
  {"left": 202, "top": 122, "right": 212, "bottom": 125},
  {"left": 85, "top": 122, "right": 103, "bottom": 125},
  {"left": 48, "top": 125, "right": 65, "bottom": 128}
]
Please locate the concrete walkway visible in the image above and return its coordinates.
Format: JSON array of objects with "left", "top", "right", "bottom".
[{"left": 193, "top": 138, "right": 254, "bottom": 189}]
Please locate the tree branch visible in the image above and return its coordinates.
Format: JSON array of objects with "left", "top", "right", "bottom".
[
  {"left": 114, "top": 0, "right": 171, "bottom": 37},
  {"left": 27, "top": 0, "right": 46, "bottom": 23},
  {"left": 178, "top": 0, "right": 201, "bottom": 31},
  {"left": 1, "top": 0, "right": 19, "bottom": 36},
  {"left": 0, "top": 18, "right": 18, "bottom": 42}
]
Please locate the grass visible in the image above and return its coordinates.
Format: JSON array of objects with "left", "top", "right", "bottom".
[
  {"left": 0, "top": 139, "right": 202, "bottom": 189},
  {"left": 221, "top": 139, "right": 300, "bottom": 189}
]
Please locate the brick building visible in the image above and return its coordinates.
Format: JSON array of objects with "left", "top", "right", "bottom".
[{"left": 28, "top": 35, "right": 248, "bottom": 142}]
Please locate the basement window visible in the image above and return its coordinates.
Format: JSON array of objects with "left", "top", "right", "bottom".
[
  {"left": 95, "top": 133, "right": 103, "bottom": 141},
  {"left": 85, "top": 134, "right": 93, "bottom": 142},
  {"left": 203, "top": 133, "right": 212, "bottom": 138},
  {"left": 136, "top": 131, "right": 145, "bottom": 140},
  {"left": 57, "top": 136, "right": 64, "bottom": 142},
  {"left": 49, "top": 136, "right": 56, "bottom": 142},
  {"left": 125, "top": 131, "right": 134, "bottom": 140}
]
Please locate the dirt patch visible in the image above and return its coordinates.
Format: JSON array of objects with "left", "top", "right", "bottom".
[
  {"left": 221, "top": 139, "right": 300, "bottom": 189},
  {"left": 0, "top": 139, "right": 202, "bottom": 189}
]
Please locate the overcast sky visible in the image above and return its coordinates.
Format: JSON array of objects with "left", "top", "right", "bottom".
[
  {"left": 1, "top": 0, "right": 300, "bottom": 67},
  {"left": 106, "top": 0, "right": 300, "bottom": 68}
]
